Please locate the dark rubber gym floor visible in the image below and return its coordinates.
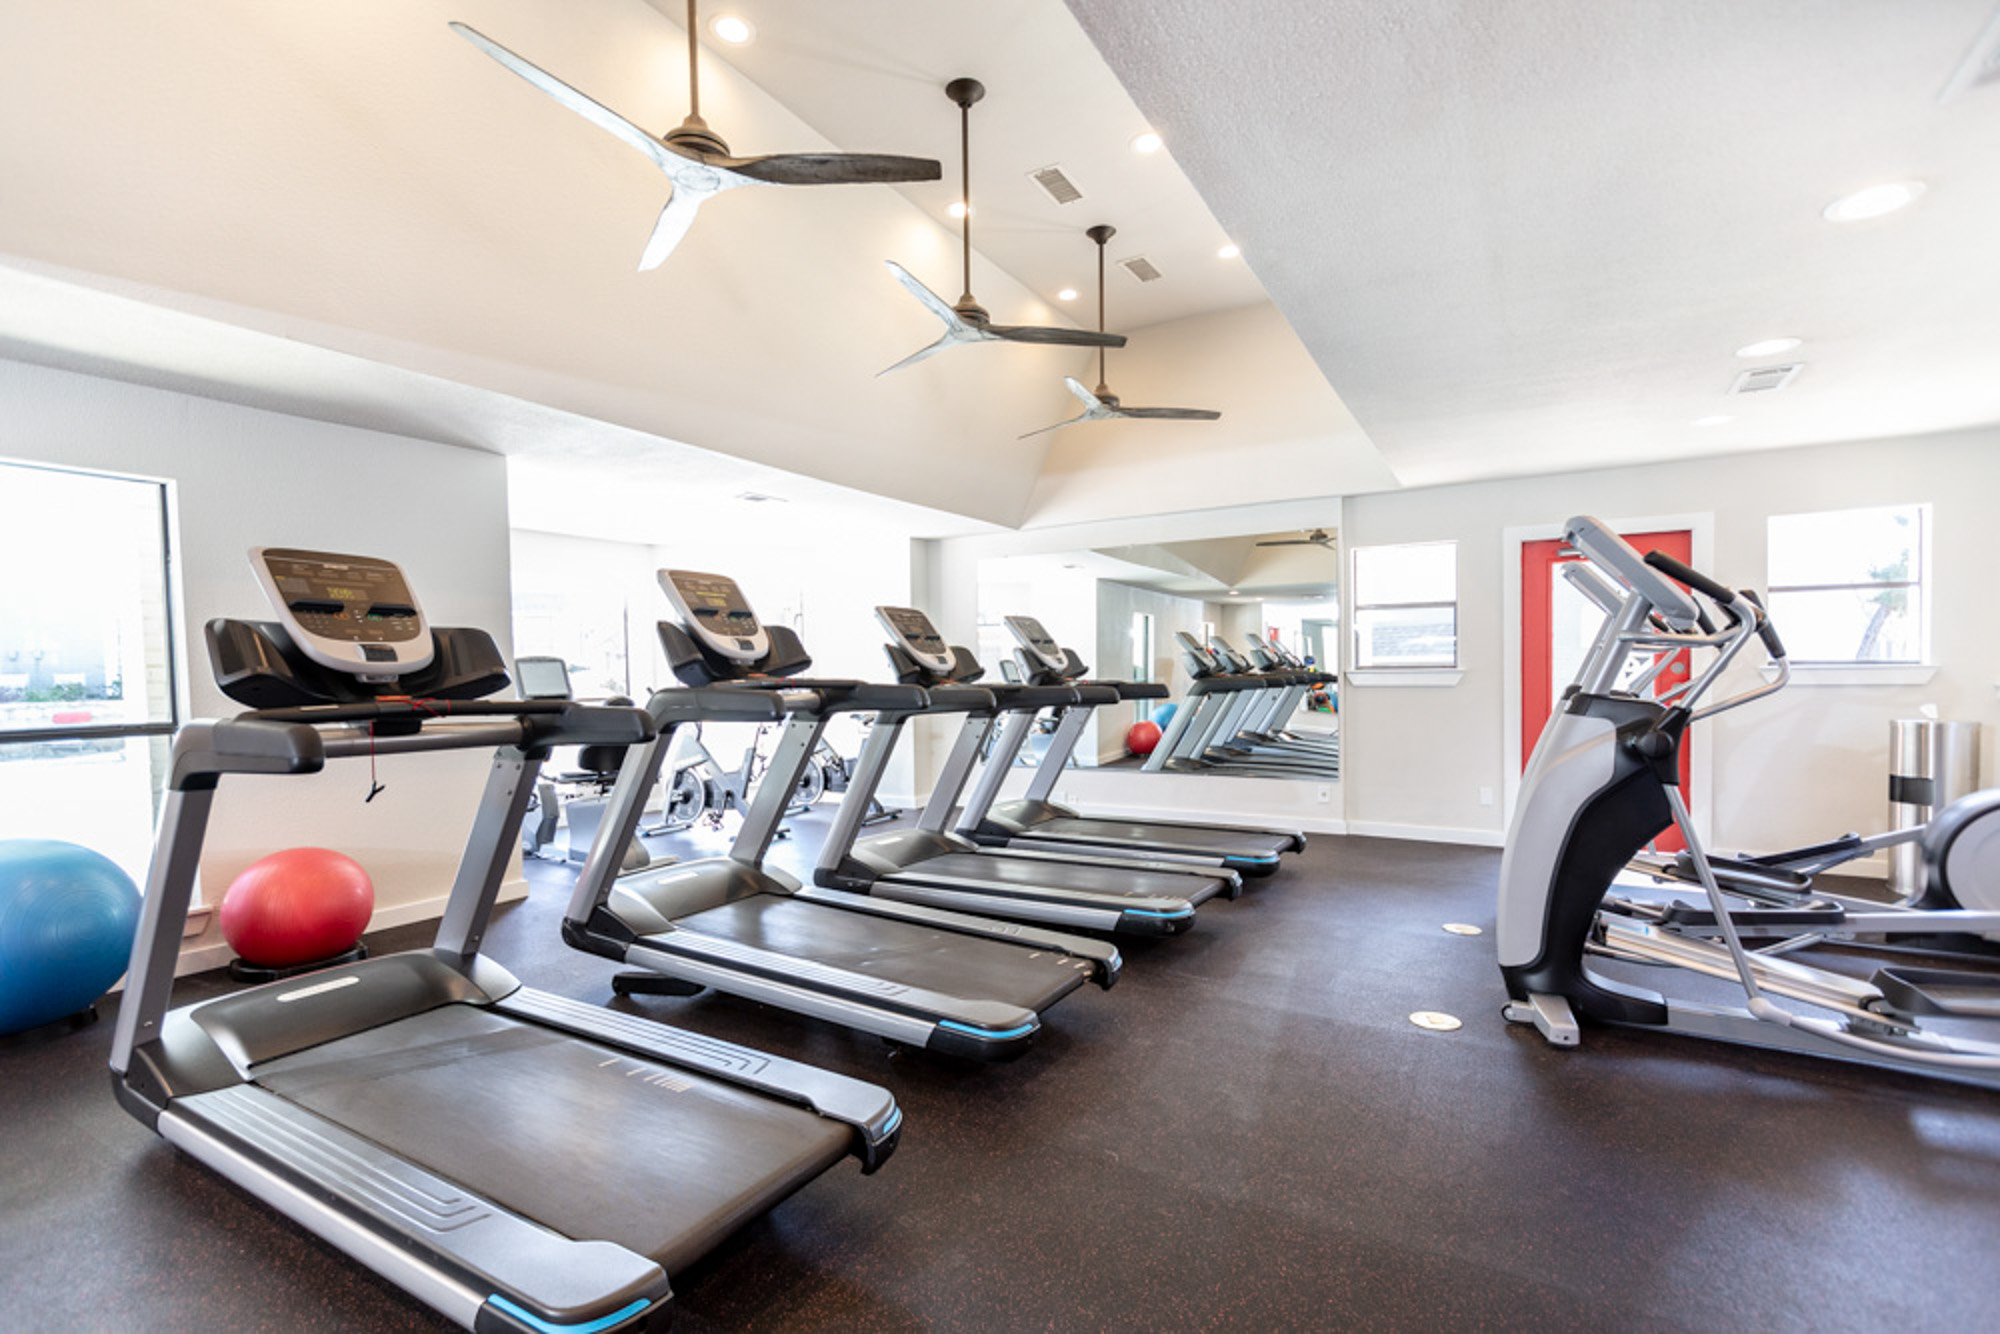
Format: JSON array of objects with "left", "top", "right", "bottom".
[{"left": 7, "top": 806, "right": 2000, "bottom": 1331}]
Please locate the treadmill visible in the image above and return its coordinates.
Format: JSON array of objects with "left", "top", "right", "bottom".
[
  {"left": 111, "top": 548, "right": 901, "bottom": 1333},
  {"left": 564, "top": 570, "right": 1120, "bottom": 1063},
  {"left": 951, "top": 615, "right": 1305, "bottom": 877},
  {"left": 1147, "top": 633, "right": 1338, "bottom": 777},
  {"left": 810, "top": 607, "right": 1240, "bottom": 936}
]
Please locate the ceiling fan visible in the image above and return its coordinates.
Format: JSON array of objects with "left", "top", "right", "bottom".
[
  {"left": 1020, "top": 224, "right": 1221, "bottom": 437},
  {"left": 1256, "top": 528, "right": 1337, "bottom": 549},
  {"left": 451, "top": 2, "right": 941, "bottom": 272},
  {"left": 880, "top": 79, "right": 1126, "bottom": 375}
]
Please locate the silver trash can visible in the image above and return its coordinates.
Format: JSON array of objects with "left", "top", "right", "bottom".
[{"left": 1889, "top": 718, "right": 1982, "bottom": 902}]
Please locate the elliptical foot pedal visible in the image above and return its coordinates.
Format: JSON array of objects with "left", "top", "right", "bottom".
[
  {"left": 612, "top": 971, "right": 705, "bottom": 998},
  {"left": 1503, "top": 993, "right": 1580, "bottom": 1047},
  {"left": 1871, "top": 966, "right": 2000, "bottom": 1020}
]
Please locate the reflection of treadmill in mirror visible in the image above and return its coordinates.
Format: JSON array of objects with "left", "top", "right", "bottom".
[
  {"left": 563, "top": 571, "right": 1119, "bottom": 1063},
  {"left": 113, "top": 547, "right": 902, "bottom": 1332},
  {"left": 809, "top": 608, "right": 1239, "bottom": 935},
  {"left": 954, "top": 615, "right": 1305, "bottom": 875}
]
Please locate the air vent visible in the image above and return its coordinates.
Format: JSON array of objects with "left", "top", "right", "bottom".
[
  {"left": 1029, "top": 164, "right": 1082, "bottom": 205},
  {"left": 1729, "top": 363, "right": 1803, "bottom": 395},
  {"left": 1940, "top": 8, "right": 2000, "bottom": 102},
  {"left": 733, "top": 490, "right": 788, "bottom": 504},
  {"left": 1120, "top": 256, "right": 1163, "bottom": 283}
]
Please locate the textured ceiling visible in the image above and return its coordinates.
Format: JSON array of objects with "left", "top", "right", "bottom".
[{"left": 1068, "top": 0, "right": 2000, "bottom": 486}]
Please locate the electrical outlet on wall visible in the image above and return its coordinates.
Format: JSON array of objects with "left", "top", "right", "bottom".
[{"left": 1479, "top": 786, "right": 1495, "bottom": 807}]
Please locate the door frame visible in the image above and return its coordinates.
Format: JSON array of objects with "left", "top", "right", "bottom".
[{"left": 1500, "top": 512, "right": 1715, "bottom": 843}]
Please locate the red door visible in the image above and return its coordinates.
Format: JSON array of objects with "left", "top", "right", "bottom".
[{"left": 1522, "top": 529, "right": 1693, "bottom": 851}]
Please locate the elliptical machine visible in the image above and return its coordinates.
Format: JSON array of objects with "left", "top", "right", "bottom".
[{"left": 1499, "top": 516, "right": 2000, "bottom": 1089}]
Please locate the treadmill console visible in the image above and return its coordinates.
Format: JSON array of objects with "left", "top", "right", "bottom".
[
  {"left": 250, "top": 547, "right": 431, "bottom": 681},
  {"left": 1003, "top": 615, "right": 1067, "bottom": 672},
  {"left": 876, "top": 606, "right": 955, "bottom": 675},
  {"left": 514, "top": 655, "right": 574, "bottom": 701},
  {"left": 659, "top": 570, "right": 770, "bottom": 664}
]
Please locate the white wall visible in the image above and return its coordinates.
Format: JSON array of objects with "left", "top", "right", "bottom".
[
  {"left": 1340, "top": 428, "right": 2000, "bottom": 860},
  {"left": 1, "top": 358, "right": 515, "bottom": 971}
]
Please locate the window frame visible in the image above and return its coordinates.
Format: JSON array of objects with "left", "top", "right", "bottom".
[
  {"left": 1764, "top": 503, "right": 1930, "bottom": 667},
  {"left": 0, "top": 460, "right": 182, "bottom": 748},
  {"left": 1350, "top": 540, "right": 1460, "bottom": 671}
]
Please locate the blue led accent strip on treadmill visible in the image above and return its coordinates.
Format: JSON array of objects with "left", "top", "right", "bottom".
[
  {"left": 937, "top": 1019, "right": 1037, "bottom": 1040},
  {"left": 1123, "top": 906, "right": 1195, "bottom": 918},
  {"left": 486, "top": 1294, "right": 653, "bottom": 1334},
  {"left": 881, "top": 1106, "right": 904, "bottom": 1136}
]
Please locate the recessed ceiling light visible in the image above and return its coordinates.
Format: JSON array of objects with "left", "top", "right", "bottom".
[
  {"left": 947, "top": 201, "right": 971, "bottom": 219},
  {"left": 1735, "top": 337, "right": 1802, "bottom": 358},
  {"left": 709, "top": 14, "right": 754, "bottom": 44},
  {"left": 1131, "top": 131, "right": 1163, "bottom": 154},
  {"left": 1227, "top": 588, "right": 1239, "bottom": 595},
  {"left": 1691, "top": 415, "right": 1733, "bottom": 428},
  {"left": 1822, "top": 180, "right": 1926, "bottom": 222},
  {"left": 1217, "top": 243, "right": 1241, "bottom": 260},
  {"left": 1057, "top": 288, "right": 1078, "bottom": 301}
]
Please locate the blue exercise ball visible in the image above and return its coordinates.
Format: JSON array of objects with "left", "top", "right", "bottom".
[
  {"left": 1153, "top": 702, "right": 1178, "bottom": 731},
  {"left": 0, "top": 839, "right": 141, "bottom": 1036}
]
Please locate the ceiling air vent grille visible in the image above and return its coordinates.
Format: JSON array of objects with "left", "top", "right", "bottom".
[
  {"left": 1120, "top": 256, "right": 1163, "bottom": 283},
  {"left": 734, "top": 490, "right": 788, "bottom": 504},
  {"left": 1029, "top": 165, "right": 1082, "bottom": 205},
  {"left": 1730, "top": 363, "right": 1803, "bottom": 395}
]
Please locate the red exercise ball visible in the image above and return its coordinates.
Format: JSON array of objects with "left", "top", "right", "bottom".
[
  {"left": 1125, "top": 720, "right": 1164, "bottom": 756},
  {"left": 219, "top": 847, "right": 375, "bottom": 968}
]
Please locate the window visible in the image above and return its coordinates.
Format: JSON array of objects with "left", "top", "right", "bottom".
[
  {"left": 1766, "top": 504, "right": 1927, "bottom": 664},
  {"left": 1351, "top": 541, "right": 1457, "bottom": 668},
  {"left": 0, "top": 460, "right": 180, "bottom": 884}
]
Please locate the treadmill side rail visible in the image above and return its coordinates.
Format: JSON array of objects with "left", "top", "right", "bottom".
[{"left": 167, "top": 1085, "right": 669, "bottom": 1331}]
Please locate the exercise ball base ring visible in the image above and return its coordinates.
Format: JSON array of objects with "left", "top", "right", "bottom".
[
  {"left": 228, "top": 942, "right": 369, "bottom": 986},
  {"left": 0, "top": 1003, "right": 101, "bottom": 1049}
]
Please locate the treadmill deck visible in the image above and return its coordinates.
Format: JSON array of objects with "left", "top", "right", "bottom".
[{"left": 253, "top": 1004, "right": 851, "bottom": 1277}]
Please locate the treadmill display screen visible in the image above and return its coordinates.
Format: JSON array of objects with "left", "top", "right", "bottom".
[
  {"left": 876, "top": 606, "right": 953, "bottom": 672},
  {"left": 262, "top": 549, "right": 423, "bottom": 644},
  {"left": 661, "top": 570, "right": 769, "bottom": 662},
  {"left": 514, "top": 657, "right": 573, "bottom": 701},
  {"left": 1004, "top": 615, "right": 1064, "bottom": 669}
]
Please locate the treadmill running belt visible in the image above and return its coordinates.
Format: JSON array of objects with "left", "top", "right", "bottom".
[
  {"left": 899, "top": 852, "right": 1223, "bottom": 901},
  {"left": 255, "top": 1005, "right": 849, "bottom": 1276},
  {"left": 1030, "top": 817, "right": 1291, "bottom": 858},
  {"left": 676, "top": 896, "right": 1090, "bottom": 1013}
]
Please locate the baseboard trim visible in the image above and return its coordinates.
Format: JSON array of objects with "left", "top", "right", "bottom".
[
  {"left": 164, "top": 876, "right": 530, "bottom": 980},
  {"left": 1345, "top": 821, "right": 1505, "bottom": 848}
]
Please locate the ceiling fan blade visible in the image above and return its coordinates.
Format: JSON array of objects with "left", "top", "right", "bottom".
[
  {"left": 1062, "top": 376, "right": 1103, "bottom": 410},
  {"left": 451, "top": 24, "right": 671, "bottom": 172},
  {"left": 878, "top": 332, "right": 962, "bottom": 377},
  {"left": 884, "top": 260, "right": 969, "bottom": 332},
  {"left": 1019, "top": 411, "right": 1090, "bottom": 439},
  {"left": 1115, "top": 407, "right": 1222, "bottom": 421},
  {"left": 986, "top": 323, "right": 1128, "bottom": 348},
  {"left": 636, "top": 187, "right": 704, "bottom": 271},
  {"left": 724, "top": 151, "right": 942, "bottom": 186}
]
